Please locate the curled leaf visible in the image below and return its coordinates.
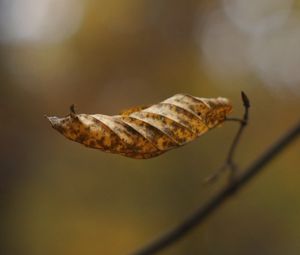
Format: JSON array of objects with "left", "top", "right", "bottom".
[{"left": 46, "top": 94, "right": 232, "bottom": 159}]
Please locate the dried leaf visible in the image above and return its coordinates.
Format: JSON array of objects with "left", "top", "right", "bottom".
[
  {"left": 46, "top": 94, "right": 232, "bottom": 159},
  {"left": 119, "top": 105, "right": 150, "bottom": 116}
]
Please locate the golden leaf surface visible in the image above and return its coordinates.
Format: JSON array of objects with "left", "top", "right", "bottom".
[{"left": 46, "top": 94, "right": 232, "bottom": 159}]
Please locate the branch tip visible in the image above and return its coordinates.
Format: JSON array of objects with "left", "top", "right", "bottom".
[{"left": 241, "top": 91, "right": 250, "bottom": 108}]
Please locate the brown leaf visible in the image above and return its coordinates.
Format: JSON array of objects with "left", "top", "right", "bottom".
[
  {"left": 119, "top": 105, "right": 150, "bottom": 116},
  {"left": 46, "top": 94, "right": 232, "bottom": 159}
]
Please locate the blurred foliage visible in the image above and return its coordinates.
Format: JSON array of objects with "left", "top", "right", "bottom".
[{"left": 0, "top": 0, "right": 300, "bottom": 255}]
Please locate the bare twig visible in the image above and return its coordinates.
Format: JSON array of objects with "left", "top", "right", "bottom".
[
  {"left": 205, "top": 91, "right": 250, "bottom": 183},
  {"left": 130, "top": 120, "right": 300, "bottom": 255}
]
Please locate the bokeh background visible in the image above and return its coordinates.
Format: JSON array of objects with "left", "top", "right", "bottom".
[{"left": 1, "top": 0, "right": 300, "bottom": 254}]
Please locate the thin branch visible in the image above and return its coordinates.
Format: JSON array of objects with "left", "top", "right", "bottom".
[
  {"left": 130, "top": 120, "right": 300, "bottom": 255},
  {"left": 205, "top": 91, "right": 249, "bottom": 183},
  {"left": 227, "top": 92, "right": 249, "bottom": 164}
]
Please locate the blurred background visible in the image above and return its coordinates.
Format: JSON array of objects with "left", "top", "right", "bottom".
[{"left": 1, "top": 0, "right": 300, "bottom": 254}]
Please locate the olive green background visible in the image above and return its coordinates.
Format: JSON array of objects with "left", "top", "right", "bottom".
[{"left": 1, "top": 1, "right": 300, "bottom": 254}]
